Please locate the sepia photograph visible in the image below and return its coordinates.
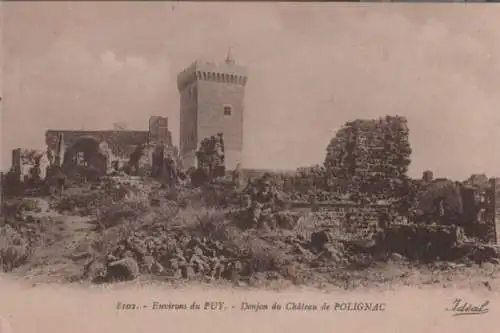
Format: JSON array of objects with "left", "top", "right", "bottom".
[{"left": 1, "top": 2, "right": 500, "bottom": 333}]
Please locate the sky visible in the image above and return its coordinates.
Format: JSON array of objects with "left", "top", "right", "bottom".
[{"left": 1, "top": 2, "right": 500, "bottom": 180}]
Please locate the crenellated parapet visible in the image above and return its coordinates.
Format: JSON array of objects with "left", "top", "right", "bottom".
[{"left": 177, "top": 60, "right": 248, "bottom": 91}]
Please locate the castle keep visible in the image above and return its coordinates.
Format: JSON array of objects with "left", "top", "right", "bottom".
[{"left": 177, "top": 53, "right": 247, "bottom": 170}]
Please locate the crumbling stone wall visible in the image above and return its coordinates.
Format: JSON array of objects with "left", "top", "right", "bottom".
[
  {"left": 404, "top": 177, "right": 498, "bottom": 244},
  {"left": 0, "top": 173, "right": 4, "bottom": 216},
  {"left": 46, "top": 130, "right": 149, "bottom": 171},
  {"left": 44, "top": 116, "right": 175, "bottom": 175},
  {"left": 291, "top": 201, "right": 390, "bottom": 241},
  {"left": 148, "top": 116, "right": 171, "bottom": 145},
  {"left": 10, "top": 148, "right": 51, "bottom": 184},
  {"left": 486, "top": 178, "right": 500, "bottom": 244},
  {"left": 190, "top": 133, "right": 226, "bottom": 186},
  {"left": 416, "top": 180, "right": 463, "bottom": 223},
  {"left": 292, "top": 165, "right": 328, "bottom": 192},
  {"left": 382, "top": 223, "right": 466, "bottom": 262},
  {"left": 42, "top": 116, "right": 178, "bottom": 181},
  {"left": 324, "top": 116, "right": 412, "bottom": 202},
  {"left": 197, "top": 133, "right": 225, "bottom": 176}
]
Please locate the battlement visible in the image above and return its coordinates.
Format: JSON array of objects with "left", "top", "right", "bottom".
[{"left": 177, "top": 60, "right": 248, "bottom": 91}]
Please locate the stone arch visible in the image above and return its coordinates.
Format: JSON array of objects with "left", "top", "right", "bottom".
[{"left": 62, "top": 136, "right": 109, "bottom": 180}]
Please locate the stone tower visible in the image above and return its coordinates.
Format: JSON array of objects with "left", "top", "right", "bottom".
[{"left": 177, "top": 51, "right": 248, "bottom": 170}]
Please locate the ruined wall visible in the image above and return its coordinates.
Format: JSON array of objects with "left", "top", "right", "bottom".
[
  {"left": 487, "top": 178, "right": 500, "bottom": 244},
  {"left": 291, "top": 201, "right": 390, "bottom": 240},
  {"left": 0, "top": 173, "right": 3, "bottom": 216},
  {"left": 457, "top": 178, "right": 500, "bottom": 244},
  {"left": 45, "top": 117, "right": 176, "bottom": 177},
  {"left": 495, "top": 179, "right": 500, "bottom": 244},
  {"left": 417, "top": 180, "right": 463, "bottom": 219},
  {"left": 135, "top": 145, "right": 155, "bottom": 177},
  {"left": 324, "top": 116, "right": 412, "bottom": 202},
  {"left": 45, "top": 130, "right": 150, "bottom": 161},
  {"left": 422, "top": 170, "right": 434, "bottom": 182},
  {"left": 149, "top": 116, "right": 171, "bottom": 145},
  {"left": 10, "top": 148, "right": 50, "bottom": 182}
]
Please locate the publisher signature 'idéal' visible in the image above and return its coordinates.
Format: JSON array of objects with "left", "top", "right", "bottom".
[{"left": 447, "top": 299, "right": 490, "bottom": 316}]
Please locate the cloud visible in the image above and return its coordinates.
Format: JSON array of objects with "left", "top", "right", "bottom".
[{"left": 100, "top": 51, "right": 148, "bottom": 72}]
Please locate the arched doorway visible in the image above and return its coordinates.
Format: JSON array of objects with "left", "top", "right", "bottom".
[{"left": 62, "top": 137, "right": 108, "bottom": 181}]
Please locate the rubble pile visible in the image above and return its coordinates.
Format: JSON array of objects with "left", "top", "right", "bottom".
[
  {"left": 232, "top": 174, "right": 302, "bottom": 231},
  {"left": 86, "top": 225, "right": 246, "bottom": 282},
  {"left": 75, "top": 174, "right": 346, "bottom": 284},
  {"left": 324, "top": 116, "right": 412, "bottom": 202},
  {"left": 199, "top": 176, "right": 242, "bottom": 208},
  {"left": 83, "top": 216, "right": 355, "bottom": 284},
  {"left": 52, "top": 177, "right": 150, "bottom": 220},
  {"left": 379, "top": 223, "right": 499, "bottom": 263},
  {"left": 452, "top": 242, "right": 500, "bottom": 264}
]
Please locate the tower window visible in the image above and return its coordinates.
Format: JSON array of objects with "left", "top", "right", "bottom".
[{"left": 224, "top": 105, "right": 232, "bottom": 116}]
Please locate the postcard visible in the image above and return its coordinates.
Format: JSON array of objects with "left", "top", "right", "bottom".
[{"left": 1, "top": 2, "right": 499, "bottom": 333}]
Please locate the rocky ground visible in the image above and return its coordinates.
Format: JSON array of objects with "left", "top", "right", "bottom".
[{"left": 1, "top": 175, "right": 499, "bottom": 291}]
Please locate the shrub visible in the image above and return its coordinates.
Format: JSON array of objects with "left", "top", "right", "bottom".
[
  {"left": 94, "top": 189, "right": 151, "bottom": 229},
  {"left": 2, "top": 198, "right": 40, "bottom": 219},
  {"left": 0, "top": 224, "right": 30, "bottom": 272}
]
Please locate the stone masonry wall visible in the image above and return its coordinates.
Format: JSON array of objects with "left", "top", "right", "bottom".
[
  {"left": 178, "top": 59, "right": 247, "bottom": 171},
  {"left": 488, "top": 178, "right": 500, "bottom": 244},
  {"left": 292, "top": 201, "right": 391, "bottom": 241},
  {"left": 324, "top": 115, "right": 412, "bottom": 202}
]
